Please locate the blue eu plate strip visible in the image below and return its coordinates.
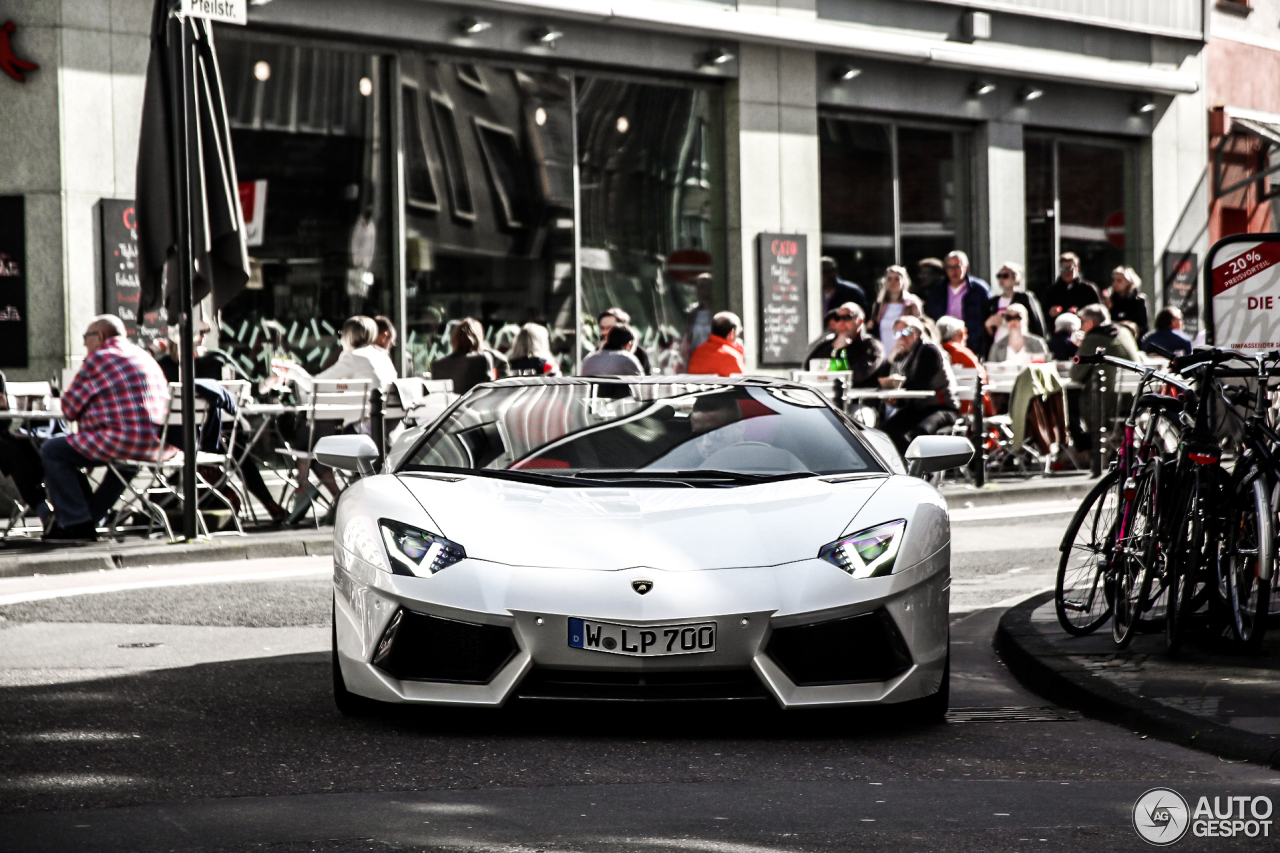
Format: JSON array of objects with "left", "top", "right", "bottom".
[{"left": 567, "top": 617, "right": 584, "bottom": 648}]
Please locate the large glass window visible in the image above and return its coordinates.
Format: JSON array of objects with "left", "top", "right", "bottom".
[
  {"left": 576, "top": 77, "right": 726, "bottom": 373},
  {"left": 399, "top": 59, "right": 577, "bottom": 375},
  {"left": 1024, "top": 135, "right": 1136, "bottom": 297},
  {"left": 820, "top": 116, "right": 970, "bottom": 296},
  {"left": 214, "top": 33, "right": 391, "bottom": 379}
]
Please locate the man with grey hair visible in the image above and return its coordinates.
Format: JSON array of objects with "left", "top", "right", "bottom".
[
  {"left": 923, "top": 250, "right": 990, "bottom": 353},
  {"left": 1068, "top": 303, "right": 1140, "bottom": 455},
  {"left": 39, "top": 315, "right": 170, "bottom": 541},
  {"left": 1048, "top": 311, "right": 1082, "bottom": 361}
]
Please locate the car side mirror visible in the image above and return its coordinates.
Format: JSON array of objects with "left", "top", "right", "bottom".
[
  {"left": 314, "top": 434, "right": 380, "bottom": 476},
  {"left": 904, "top": 435, "right": 973, "bottom": 478}
]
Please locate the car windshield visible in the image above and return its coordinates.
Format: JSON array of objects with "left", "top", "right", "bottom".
[{"left": 401, "top": 380, "right": 884, "bottom": 484}]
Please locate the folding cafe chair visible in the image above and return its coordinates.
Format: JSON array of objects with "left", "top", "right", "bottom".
[
  {"left": 104, "top": 384, "right": 245, "bottom": 540},
  {"left": 275, "top": 378, "right": 373, "bottom": 526}
]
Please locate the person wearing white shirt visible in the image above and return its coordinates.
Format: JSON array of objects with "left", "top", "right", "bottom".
[{"left": 264, "top": 316, "right": 398, "bottom": 511}]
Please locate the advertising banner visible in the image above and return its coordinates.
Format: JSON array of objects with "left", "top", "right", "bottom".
[
  {"left": 1206, "top": 233, "right": 1280, "bottom": 349},
  {"left": 0, "top": 195, "right": 27, "bottom": 368},
  {"left": 100, "top": 199, "right": 168, "bottom": 348}
]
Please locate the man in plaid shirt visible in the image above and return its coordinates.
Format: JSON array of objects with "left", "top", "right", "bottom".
[{"left": 40, "top": 315, "right": 170, "bottom": 540}]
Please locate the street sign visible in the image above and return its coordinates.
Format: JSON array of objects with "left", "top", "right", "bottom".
[
  {"left": 181, "top": 0, "right": 247, "bottom": 25},
  {"left": 1205, "top": 232, "right": 1280, "bottom": 349}
]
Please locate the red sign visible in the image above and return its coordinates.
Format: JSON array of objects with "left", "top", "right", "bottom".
[
  {"left": 1104, "top": 211, "right": 1125, "bottom": 249},
  {"left": 664, "top": 248, "right": 712, "bottom": 285},
  {"left": 1212, "top": 239, "right": 1280, "bottom": 296},
  {"left": 0, "top": 21, "right": 38, "bottom": 83}
]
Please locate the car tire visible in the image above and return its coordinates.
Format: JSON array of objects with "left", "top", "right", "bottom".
[
  {"left": 903, "top": 645, "right": 949, "bottom": 725},
  {"left": 332, "top": 600, "right": 379, "bottom": 717}
]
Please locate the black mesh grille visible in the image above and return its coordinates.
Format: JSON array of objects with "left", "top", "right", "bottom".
[
  {"left": 374, "top": 609, "right": 517, "bottom": 684},
  {"left": 766, "top": 609, "right": 912, "bottom": 686},
  {"left": 515, "top": 667, "right": 770, "bottom": 702}
]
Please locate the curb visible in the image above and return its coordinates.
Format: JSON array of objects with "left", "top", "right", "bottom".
[
  {"left": 0, "top": 534, "right": 332, "bottom": 579},
  {"left": 941, "top": 478, "right": 1095, "bottom": 509},
  {"left": 995, "top": 591, "right": 1280, "bottom": 769}
]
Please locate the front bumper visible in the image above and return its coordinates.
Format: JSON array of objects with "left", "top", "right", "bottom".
[{"left": 333, "top": 544, "right": 949, "bottom": 709}]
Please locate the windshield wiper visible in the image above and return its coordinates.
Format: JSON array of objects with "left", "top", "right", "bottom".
[
  {"left": 401, "top": 464, "right": 585, "bottom": 487},
  {"left": 582, "top": 469, "right": 816, "bottom": 485}
]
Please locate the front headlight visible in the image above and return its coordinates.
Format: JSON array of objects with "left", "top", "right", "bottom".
[
  {"left": 818, "top": 519, "right": 907, "bottom": 578},
  {"left": 378, "top": 519, "right": 466, "bottom": 577}
]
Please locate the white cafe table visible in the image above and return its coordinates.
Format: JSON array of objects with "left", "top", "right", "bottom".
[{"left": 0, "top": 404, "right": 65, "bottom": 421}]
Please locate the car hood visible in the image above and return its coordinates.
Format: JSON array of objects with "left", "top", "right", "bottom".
[{"left": 394, "top": 473, "right": 888, "bottom": 571}]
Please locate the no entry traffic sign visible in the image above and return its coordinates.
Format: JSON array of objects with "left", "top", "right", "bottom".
[{"left": 1205, "top": 232, "right": 1280, "bottom": 349}]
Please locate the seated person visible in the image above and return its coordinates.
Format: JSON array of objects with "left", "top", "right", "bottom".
[
  {"left": 266, "top": 316, "right": 398, "bottom": 505},
  {"left": 507, "top": 323, "right": 562, "bottom": 376},
  {"left": 936, "top": 315, "right": 992, "bottom": 417},
  {"left": 153, "top": 321, "right": 238, "bottom": 382},
  {"left": 879, "top": 316, "right": 959, "bottom": 453},
  {"left": 985, "top": 304, "right": 1049, "bottom": 365},
  {"left": 40, "top": 315, "right": 170, "bottom": 541},
  {"left": 1141, "top": 307, "right": 1192, "bottom": 358},
  {"left": 801, "top": 303, "right": 884, "bottom": 386},
  {"left": 686, "top": 312, "right": 747, "bottom": 377},
  {"left": 582, "top": 324, "right": 645, "bottom": 376},
  {"left": 432, "top": 318, "right": 499, "bottom": 395},
  {"left": 0, "top": 371, "right": 49, "bottom": 522},
  {"left": 1048, "top": 312, "right": 1082, "bottom": 361}
]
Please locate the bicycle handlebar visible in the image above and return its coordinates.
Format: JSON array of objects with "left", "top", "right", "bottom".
[{"left": 1071, "top": 350, "right": 1193, "bottom": 392}]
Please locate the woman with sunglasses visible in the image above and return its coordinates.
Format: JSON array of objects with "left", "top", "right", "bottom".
[
  {"left": 985, "top": 303, "right": 1049, "bottom": 365},
  {"left": 983, "top": 261, "right": 1045, "bottom": 356}
]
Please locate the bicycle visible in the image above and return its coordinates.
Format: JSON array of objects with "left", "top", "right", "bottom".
[{"left": 1055, "top": 353, "right": 1189, "bottom": 644}]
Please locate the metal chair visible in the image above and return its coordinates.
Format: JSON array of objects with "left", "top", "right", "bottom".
[{"left": 276, "top": 378, "right": 374, "bottom": 526}]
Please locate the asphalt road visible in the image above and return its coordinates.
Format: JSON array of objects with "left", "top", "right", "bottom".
[{"left": 1, "top": 504, "right": 1278, "bottom": 852}]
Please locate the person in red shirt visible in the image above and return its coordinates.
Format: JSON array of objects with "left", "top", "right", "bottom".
[
  {"left": 686, "top": 312, "right": 747, "bottom": 377},
  {"left": 40, "top": 315, "right": 169, "bottom": 541},
  {"left": 936, "top": 315, "right": 993, "bottom": 417}
]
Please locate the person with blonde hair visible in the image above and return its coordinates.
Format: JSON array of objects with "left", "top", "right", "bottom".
[
  {"left": 508, "top": 323, "right": 561, "bottom": 376},
  {"left": 983, "top": 261, "right": 1046, "bottom": 354},
  {"left": 1105, "top": 265, "right": 1149, "bottom": 338},
  {"left": 869, "top": 264, "right": 925, "bottom": 357},
  {"left": 986, "top": 303, "right": 1050, "bottom": 365}
]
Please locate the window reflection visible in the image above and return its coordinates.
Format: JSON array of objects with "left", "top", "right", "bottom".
[
  {"left": 820, "top": 117, "right": 969, "bottom": 295},
  {"left": 576, "top": 78, "right": 726, "bottom": 373},
  {"left": 215, "top": 33, "right": 390, "bottom": 378},
  {"left": 400, "top": 59, "right": 576, "bottom": 375}
]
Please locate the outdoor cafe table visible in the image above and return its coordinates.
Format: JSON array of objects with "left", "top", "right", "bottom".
[{"left": 0, "top": 404, "right": 65, "bottom": 422}]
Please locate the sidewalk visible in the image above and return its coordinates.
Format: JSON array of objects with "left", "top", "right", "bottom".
[
  {"left": 937, "top": 471, "right": 1096, "bottom": 509},
  {"left": 0, "top": 528, "right": 332, "bottom": 579},
  {"left": 997, "top": 591, "right": 1280, "bottom": 769}
]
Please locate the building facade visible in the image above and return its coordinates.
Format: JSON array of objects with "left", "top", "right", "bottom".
[{"left": 0, "top": 0, "right": 1210, "bottom": 380}]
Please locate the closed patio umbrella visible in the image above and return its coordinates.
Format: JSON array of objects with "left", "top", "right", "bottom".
[{"left": 135, "top": 0, "right": 249, "bottom": 539}]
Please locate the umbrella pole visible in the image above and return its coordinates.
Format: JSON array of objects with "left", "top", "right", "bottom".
[{"left": 167, "top": 12, "right": 199, "bottom": 541}]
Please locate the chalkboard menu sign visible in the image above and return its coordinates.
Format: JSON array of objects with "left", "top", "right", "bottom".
[
  {"left": 100, "top": 199, "right": 168, "bottom": 347},
  {"left": 0, "top": 196, "right": 27, "bottom": 368},
  {"left": 757, "top": 233, "right": 808, "bottom": 365}
]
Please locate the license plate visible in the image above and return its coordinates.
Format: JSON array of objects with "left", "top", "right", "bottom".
[{"left": 567, "top": 618, "right": 716, "bottom": 657}]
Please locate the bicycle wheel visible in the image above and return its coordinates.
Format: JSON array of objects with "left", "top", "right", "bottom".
[
  {"left": 1223, "top": 475, "right": 1272, "bottom": 650},
  {"left": 1113, "top": 462, "right": 1158, "bottom": 649},
  {"left": 1056, "top": 470, "right": 1120, "bottom": 636}
]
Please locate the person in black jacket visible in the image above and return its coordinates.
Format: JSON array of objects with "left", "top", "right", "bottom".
[
  {"left": 801, "top": 303, "right": 885, "bottom": 387},
  {"left": 1105, "top": 266, "right": 1149, "bottom": 339},
  {"left": 879, "top": 316, "right": 959, "bottom": 453},
  {"left": 983, "top": 261, "right": 1046, "bottom": 354},
  {"left": 1044, "top": 252, "right": 1102, "bottom": 321}
]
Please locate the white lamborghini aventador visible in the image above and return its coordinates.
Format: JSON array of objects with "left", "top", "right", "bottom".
[{"left": 315, "top": 376, "right": 971, "bottom": 720}]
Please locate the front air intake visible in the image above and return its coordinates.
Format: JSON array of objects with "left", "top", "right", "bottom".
[
  {"left": 373, "top": 609, "right": 517, "bottom": 684},
  {"left": 766, "top": 609, "right": 912, "bottom": 686}
]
